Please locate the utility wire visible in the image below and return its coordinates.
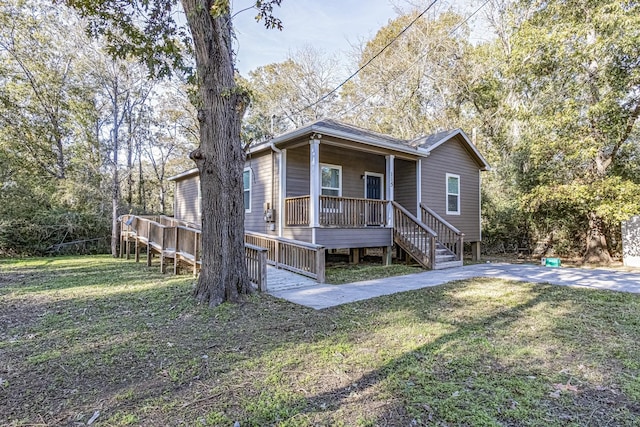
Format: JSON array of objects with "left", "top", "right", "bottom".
[
  {"left": 294, "top": 0, "right": 440, "bottom": 115},
  {"left": 335, "top": 0, "right": 492, "bottom": 119}
]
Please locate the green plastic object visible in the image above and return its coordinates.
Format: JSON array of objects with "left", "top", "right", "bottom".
[{"left": 544, "top": 257, "right": 561, "bottom": 267}]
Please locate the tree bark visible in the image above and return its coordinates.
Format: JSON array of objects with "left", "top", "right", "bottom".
[
  {"left": 583, "top": 212, "right": 612, "bottom": 264},
  {"left": 182, "top": 0, "right": 251, "bottom": 306}
]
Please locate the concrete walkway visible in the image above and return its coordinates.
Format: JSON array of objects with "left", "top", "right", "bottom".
[{"left": 267, "top": 263, "right": 640, "bottom": 310}]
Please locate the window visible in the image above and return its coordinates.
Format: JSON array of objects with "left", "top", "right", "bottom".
[
  {"left": 243, "top": 168, "right": 251, "bottom": 212},
  {"left": 320, "top": 164, "right": 342, "bottom": 197},
  {"left": 446, "top": 173, "right": 460, "bottom": 215}
]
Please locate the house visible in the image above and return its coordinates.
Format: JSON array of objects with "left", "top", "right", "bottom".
[
  {"left": 623, "top": 216, "right": 640, "bottom": 267},
  {"left": 169, "top": 119, "right": 490, "bottom": 271}
]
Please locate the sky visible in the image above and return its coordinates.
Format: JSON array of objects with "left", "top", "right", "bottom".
[
  {"left": 231, "top": 0, "right": 493, "bottom": 77},
  {"left": 232, "top": 0, "right": 398, "bottom": 76}
]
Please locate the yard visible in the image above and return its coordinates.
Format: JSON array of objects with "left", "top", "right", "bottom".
[{"left": 1, "top": 256, "right": 639, "bottom": 426}]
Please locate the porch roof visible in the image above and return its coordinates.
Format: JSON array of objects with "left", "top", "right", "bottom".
[
  {"left": 249, "top": 119, "right": 429, "bottom": 158},
  {"left": 169, "top": 121, "right": 491, "bottom": 182}
]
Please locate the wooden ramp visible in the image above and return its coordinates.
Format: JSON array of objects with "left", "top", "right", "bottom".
[
  {"left": 266, "top": 266, "right": 317, "bottom": 292},
  {"left": 119, "top": 215, "right": 326, "bottom": 292}
]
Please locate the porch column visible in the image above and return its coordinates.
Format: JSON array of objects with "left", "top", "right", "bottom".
[
  {"left": 416, "top": 158, "right": 422, "bottom": 215},
  {"left": 386, "top": 155, "right": 395, "bottom": 227},
  {"left": 309, "top": 137, "right": 321, "bottom": 234},
  {"left": 278, "top": 149, "right": 287, "bottom": 237}
]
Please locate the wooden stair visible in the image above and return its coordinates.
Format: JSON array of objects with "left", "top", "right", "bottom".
[
  {"left": 392, "top": 202, "right": 463, "bottom": 270},
  {"left": 433, "top": 242, "right": 463, "bottom": 269},
  {"left": 394, "top": 231, "right": 432, "bottom": 269}
]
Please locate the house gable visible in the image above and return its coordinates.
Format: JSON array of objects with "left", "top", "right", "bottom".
[
  {"left": 412, "top": 129, "right": 490, "bottom": 171},
  {"left": 421, "top": 135, "right": 483, "bottom": 241}
]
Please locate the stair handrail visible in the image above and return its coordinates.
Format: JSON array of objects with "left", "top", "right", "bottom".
[
  {"left": 393, "top": 202, "right": 438, "bottom": 236},
  {"left": 420, "top": 204, "right": 461, "bottom": 234},
  {"left": 391, "top": 201, "right": 437, "bottom": 269},
  {"left": 419, "top": 203, "right": 464, "bottom": 260}
]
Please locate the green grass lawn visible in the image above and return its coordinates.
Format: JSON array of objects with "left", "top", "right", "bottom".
[
  {"left": 325, "top": 262, "right": 424, "bottom": 284},
  {"left": 1, "top": 255, "right": 639, "bottom": 426}
]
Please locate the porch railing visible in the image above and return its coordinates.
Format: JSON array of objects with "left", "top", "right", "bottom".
[
  {"left": 320, "top": 196, "right": 387, "bottom": 227},
  {"left": 285, "top": 195, "right": 388, "bottom": 227},
  {"left": 245, "top": 231, "right": 325, "bottom": 283},
  {"left": 420, "top": 203, "right": 464, "bottom": 261},
  {"left": 285, "top": 196, "right": 310, "bottom": 226}
]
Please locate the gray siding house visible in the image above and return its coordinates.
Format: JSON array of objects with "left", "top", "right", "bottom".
[{"left": 169, "top": 120, "right": 490, "bottom": 269}]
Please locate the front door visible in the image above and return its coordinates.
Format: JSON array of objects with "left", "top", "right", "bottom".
[{"left": 365, "top": 173, "right": 384, "bottom": 225}]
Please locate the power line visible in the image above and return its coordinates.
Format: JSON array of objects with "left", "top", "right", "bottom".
[
  {"left": 294, "top": 0, "right": 440, "bottom": 115},
  {"left": 450, "top": 0, "right": 491, "bottom": 35},
  {"left": 335, "top": 0, "right": 492, "bottom": 119}
]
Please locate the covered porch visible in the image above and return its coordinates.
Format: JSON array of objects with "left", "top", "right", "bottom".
[
  {"left": 275, "top": 131, "right": 421, "bottom": 250},
  {"left": 285, "top": 195, "right": 389, "bottom": 228}
]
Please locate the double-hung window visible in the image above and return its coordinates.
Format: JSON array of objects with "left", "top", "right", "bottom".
[
  {"left": 243, "top": 168, "right": 251, "bottom": 212},
  {"left": 320, "top": 164, "right": 342, "bottom": 196},
  {"left": 320, "top": 164, "right": 342, "bottom": 212},
  {"left": 446, "top": 173, "right": 460, "bottom": 215}
]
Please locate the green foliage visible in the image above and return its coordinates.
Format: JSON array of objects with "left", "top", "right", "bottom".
[
  {"left": 0, "top": 210, "right": 110, "bottom": 256},
  {"left": 254, "top": 0, "right": 283, "bottom": 30},
  {"left": 521, "top": 177, "right": 640, "bottom": 254},
  {"left": 209, "top": 0, "right": 230, "bottom": 17},
  {"left": 64, "top": 0, "right": 192, "bottom": 78},
  {"left": 341, "top": 10, "right": 474, "bottom": 138},
  {"left": 481, "top": 188, "right": 530, "bottom": 254},
  {"left": 0, "top": 1, "right": 195, "bottom": 256},
  {"left": 469, "top": 0, "right": 640, "bottom": 258}
]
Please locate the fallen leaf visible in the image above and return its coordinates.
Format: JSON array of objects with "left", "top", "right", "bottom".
[{"left": 551, "top": 382, "right": 579, "bottom": 395}]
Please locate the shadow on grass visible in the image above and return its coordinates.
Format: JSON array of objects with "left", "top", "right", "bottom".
[
  {"left": 1, "top": 256, "right": 332, "bottom": 425},
  {"left": 2, "top": 256, "right": 640, "bottom": 426},
  {"left": 244, "top": 281, "right": 640, "bottom": 426}
]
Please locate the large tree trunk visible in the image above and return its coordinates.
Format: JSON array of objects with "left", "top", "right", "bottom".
[
  {"left": 182, "top": 0, "right": 251, "bottom": 306},
  {"left": 583, "top": 212, "right": 612, "bottom": 264}
]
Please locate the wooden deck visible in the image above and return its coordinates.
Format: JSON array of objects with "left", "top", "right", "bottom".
[
  {"left": 119, "top": 203, "right": 464, "bottom": 290},
  {"left": 284, "top": 195, "right": 464, "bottom": 269}
]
